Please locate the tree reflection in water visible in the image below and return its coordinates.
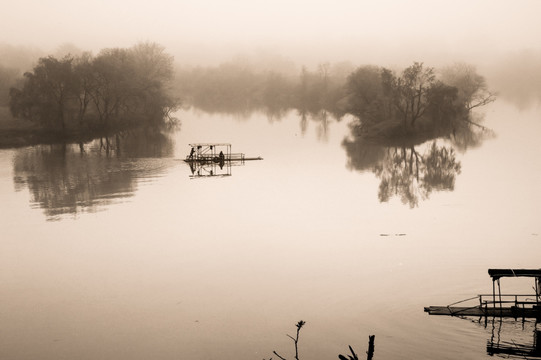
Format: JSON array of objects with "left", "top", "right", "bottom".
[
  {"left": 12, "top": 129, "right": 174, "bottom": 220},
  {"left": 374, "top": 142, "right": 461, "bottom": 207},
  {"left": 343, "top": 117, "right": 494, "bottom": 207}
]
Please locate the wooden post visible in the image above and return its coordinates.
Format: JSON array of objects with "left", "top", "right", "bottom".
[
  {"left": 498, "top": 279, "right": 502, "bottom": 314},
  {"left": 535, "top": 277, "right": 541, "bottom": 306},
  {"left": 493, "top": 279, "right": 496, "bottom": 310}
]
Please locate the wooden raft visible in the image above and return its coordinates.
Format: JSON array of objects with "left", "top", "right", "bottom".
[{"left": 425, "top": 268, "right": 541, "bottom": 319}]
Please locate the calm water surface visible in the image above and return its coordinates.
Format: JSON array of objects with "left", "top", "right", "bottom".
[{"left": 1, "top": 100, "right": 540, "bottom": 360}]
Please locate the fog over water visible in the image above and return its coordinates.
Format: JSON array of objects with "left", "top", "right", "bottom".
[{"left": 2, "top": 0, "right": 541, "bottom": 67}]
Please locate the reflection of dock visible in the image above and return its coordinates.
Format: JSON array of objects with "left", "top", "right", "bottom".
[
  {"left": 183, "top": 143, "right": 262, "bottom": 178},
  {"left": 487, "top": 330, "right": 541, "bottom": 358},
  {"left": 425, "top": 269, "right": 541, "bottom": 319},
  {"left": 486, "top": 319, "right": 541, "bottom": 359}
]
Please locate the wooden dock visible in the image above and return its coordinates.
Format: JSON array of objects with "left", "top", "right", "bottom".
[
  {"left": 425, "top": 268, "right": 541, "bottom": 319},
  {"left": 424, "top": 305, "right": 541, "bottom": 318}
]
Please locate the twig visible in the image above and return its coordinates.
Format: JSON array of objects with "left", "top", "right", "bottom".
[
  {"left": 271, "top": 320, "right": 306, "bottom": 360},
  {"left": 292, "top": 320, "right": 305, "bottom": 360},
  {"left": 273, "top": 351, "right": 287, "bottom": 360},
  {"left": 460, "top": 116, "right": 488, "bottom": 130}
]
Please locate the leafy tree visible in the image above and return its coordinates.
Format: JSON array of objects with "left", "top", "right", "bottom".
[
  {"left": 128, "top": 42, "right": 177, "bottom": 125},
  {"left": 440, "top": 62, "right": 496, "bottom": 111},
  {"left": 88, "top": 48, "right": 133, "bottom": 126},
  {"left": 72, "top": 52, "right": 94, "bottom": 126},
  {"left": 10, "top": 56, "right": 76, "bottom": 130},
  {"left": 344, "top": 65, "right": 387, "bottom": 125},
  {"left": 344, "top": 63, "right": 439, "bottom": 132},
  {"left": 343, "top": 61, "right": 496, "bottom": 143},
  {"left": 398, "top": 62, "right": 435, "bottom": 126},
  {"left": 424, "top": 81, "right": 460, "bottom": 125},
  {"left": 9, "top": 42, "right": 178, "bottom": 133},
  {"left": 381, "top": 62, "right": 437, "bottom": 127}
]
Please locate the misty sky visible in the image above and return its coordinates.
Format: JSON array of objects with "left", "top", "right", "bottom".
[{"left": 2, "top": 0, "right": 541, "bottom": 65}]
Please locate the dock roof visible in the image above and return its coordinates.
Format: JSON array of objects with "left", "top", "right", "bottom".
[
  {"left": 488, "top": 269, "right": 541, "bottom": 280},
  {"left": 188, "top": 143, "right": 231, "bottom": 147}
]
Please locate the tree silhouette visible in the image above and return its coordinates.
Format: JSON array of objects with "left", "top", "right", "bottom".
[{"left": 9, "top": 42, "right": 178, "bottom": 134}]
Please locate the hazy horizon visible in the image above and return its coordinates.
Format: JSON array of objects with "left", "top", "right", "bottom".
[{"left": 2, "top": 0, "right": 541, "bottom": 67}]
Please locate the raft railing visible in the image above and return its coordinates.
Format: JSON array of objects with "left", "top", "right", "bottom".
[
  {"left": 440, "top": 294, "right": 540, "bottom": 316},
  {"left": 478, "top": 294, "right": 540, "bottom": 310},
  {"left": 187, "top": 153, "right": 245, "bottom": 160}
]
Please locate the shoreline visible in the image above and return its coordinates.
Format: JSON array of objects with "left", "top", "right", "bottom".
[
  {"left": 0, "top": 107, "right": 174, "bottom": 149},
  {"left": 0, "top": 120, "right": 153, "bottom": 149}
]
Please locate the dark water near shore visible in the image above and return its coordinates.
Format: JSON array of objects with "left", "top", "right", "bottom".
[{"left": 1, "top": 100, "right": 540, "bottom": 360}]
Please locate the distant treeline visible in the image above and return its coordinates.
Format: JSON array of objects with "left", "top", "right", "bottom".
[
  {"left": 175, "top": 61, "right": 354, "bottom": 118},
  {"left": 7, "top": 42, "right": 178, "bottom": 134},
  {"left": 485, "top": 49, "right": 541, "bottom": 109},
  {"left": 1, "top": 42, "right": 510, "bottom": 144},
  {"left": 176, "top": 59, "right": 495, "bottom": 140}
]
